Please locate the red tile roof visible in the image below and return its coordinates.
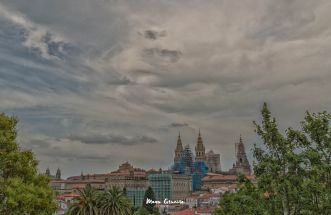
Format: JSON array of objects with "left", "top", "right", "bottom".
[
  {"left": 202, "top": 173, "right": 255, "bottom": 181},
  {"left": 171, "top": 208, "right": 195, "bottom": 215}
]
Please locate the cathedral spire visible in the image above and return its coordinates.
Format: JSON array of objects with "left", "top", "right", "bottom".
[
  {"left": 56, "top": 168, "right": 61, "bottom": 180},
  {"left": 195, "top": 129, "right": 206, "bottom": 162},
  {"left": 174, "top": 132, "right": 184, "bottom": 163},
  {"left": 45, "top": 167, "right": 50, "bottom": 177},
  {"left": 231, "top": 136, "right": 251, "bottom": 175}
]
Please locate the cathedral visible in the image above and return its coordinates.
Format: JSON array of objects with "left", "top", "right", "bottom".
[
  {"left": 228, "top": 135, "right": 251, "bottom": 175},
  {"left": 173, "top": 131, "right": 251, "bottom": 175},
  {"left": 173, "top": 130, "right": 221, "bottom": 173}
]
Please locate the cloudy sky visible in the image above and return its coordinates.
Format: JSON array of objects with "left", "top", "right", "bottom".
[{"left": 0, "top": 0, "right": 330, "bottom": 178}]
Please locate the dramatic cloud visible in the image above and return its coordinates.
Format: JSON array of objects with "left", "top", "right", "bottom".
[
  {"left": 1, "top": 0, "right": 331, "bottom": 177},
  {"left": 140, "top": 29, "right": 166, "bottom": 40},
  {"left": 169, "top": 123, "right": 189, "bottom": 128},
  {"left": 67, "top": 133, "right": 158, "bottom": 145},
  {"left": 0, "top": 3, "right": 68, "bottom": 59}
]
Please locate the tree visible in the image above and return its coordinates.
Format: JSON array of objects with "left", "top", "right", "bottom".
[
  {"left": 122, "top": 187, "right": 127, "bottom": 196},
  {"left": 142, "top": 186, "right": 158, "bottom": 214},
  {"left": 134, "top": 206, "right": 160, "bottom": 215},
  {"left": 0, "top": 113, "right": 56, "bottom": 214},
  {"left": 134, "top": 207, "right": 150, "bottom": 215},
  {"left": 215, "top": 175, "right": 268, "bottom": 215},
  {"left": 97, "top": 186, "right": 132, "bottom": 215},
  {"left": 215, "top": 103, "right": 331, "bottom": 215},
  {"left": 253, "top": 103, "right": 305, "bottom": 215},
  {"left": 292, "top": 111, "right": 331, "bottom": 214},
  {"left": 66, "top": 184, "right": 99, "bottom": 215},
  {"left": 253, "top": 103, "right": 331, "bottom": 215}
]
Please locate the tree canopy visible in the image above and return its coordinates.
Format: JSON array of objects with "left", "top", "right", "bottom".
[
  {"left": 0, "top": 113, "right": 56, "bottom": 214},
  {"left": 215, "top": 103, "right": 331, "bottom": 215}
]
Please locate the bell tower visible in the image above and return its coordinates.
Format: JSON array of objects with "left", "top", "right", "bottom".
[
  {"left": 231, "top": 135, "right": 251, "bottom": 175},
  {"left": 45, "top": 167, "right": 51, "bottom": 177},
  {"left": 56, "top": 168, "right": 61, "bottom": 180},
  {"left": 195, "top": 129, "right": 206, "bottom": 162},
  {"left": 174, "top": 132, "right": 184, "bottom": 163}
]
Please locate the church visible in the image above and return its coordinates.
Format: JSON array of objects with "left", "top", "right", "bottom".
[{"left": 173, "top": 130, "right": 251, "bottom": 176}]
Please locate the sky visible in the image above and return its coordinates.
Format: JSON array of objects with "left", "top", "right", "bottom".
[{"left": 0, "top": 0, "right": 330, "bottom": 178}]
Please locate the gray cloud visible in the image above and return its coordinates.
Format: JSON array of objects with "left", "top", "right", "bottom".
[
  {"left": 1, "top": 0, "right": 331, "bottom": 177},
  {"left": 143, "top": 48, "right": 182, "bottom": 63},
  {"left": 169, "top": 122, "right": 189, "bottom": 128},
  {"left": 140, "top": 30, "right": 166, "bottom": 40},
  {"left": 67, "top": 133, "right": 158, "bottom": 145}
]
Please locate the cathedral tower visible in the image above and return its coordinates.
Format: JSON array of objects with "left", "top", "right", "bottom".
[
  {"left": 56, "top": 168, "right": 61, "bottom": 180},
  {"left": 45, "top": 167, "right": 50, "bottom": 177},
  {"left": 230, "top": 135, "right": 251, "bottom": 175},
  {"left": 195, "top": 130, "right": 206, "bottom": 162},
  {"left": 174, "top": 132, "right": 184, "bottom": 163}
]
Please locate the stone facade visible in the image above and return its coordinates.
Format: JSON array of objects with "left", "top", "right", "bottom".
[
  {"left": 105, "top": 162, "right": 147, "bottom": 189},
  {"left": 202, "top": 173, "right": 255, "bottom": 190},
  {"left": 172, "top": 174, "right": 192, "bottom": 200},
  {"left": 206, "top": 150, "right": 221, "bottom": 172}
]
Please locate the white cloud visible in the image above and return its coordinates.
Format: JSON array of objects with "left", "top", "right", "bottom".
[{"left": 0, "top": 2, "right": 67, "bottom": 59}]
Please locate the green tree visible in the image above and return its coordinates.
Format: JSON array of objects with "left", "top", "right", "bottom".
[
  {"left": 134, "top": 207, "right": 150, "bottom": 215},
  {"left": 134, "top": 206, "right": 160, "bottom": 215},
  {"left": 0, "top": 113, "right": 56, "bottom": 215},
  {"left": 289, "top": 111, "right": 331, "bottom": 214},
  {"left": 142, "top": 186, "right": 158, "bottom": 214},
  {"left": 66, "top": 184, "right": 99, "bottom": 215},
  {"left": 215, "top": 103, "right": 331, "bottom": 215},
  {"left": 122, "top": 187, "right": 127, "bottom": 196},
  {"left": 215, "top": 175, "right": 268, "bottom": 215},
  {"left": 253, "top": 103, "right": 331, "bottom": 215},
  {"left": 97, "top": 186, "right": 132, "bottom": 215},
  {"left": 253, "top": 103, "right": 305, "bottom": 215}
]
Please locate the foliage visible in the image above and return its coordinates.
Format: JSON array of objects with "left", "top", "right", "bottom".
[
  {"left": 215, "top": 103, "right": 331, "bottom": 215},
  {"left": 215, "top": 175, "right": 268, "bottom": 215},
  {"left": 142, "top": 186, "right": 157, "bottom": 214},
  {"left": 66, "top": 184, "right": 99, "bottom": 215},
  {"left": 97, "top": 186, "right": 132, "bottom": 215},
  {"left": 133, "top": 206, "right": 160, "bottom": 215},
  {"left": 0, "top": 113, "right": 57, "bottom": 215},
  {"left": 66, "top": 185, "right": 133, "bottom": 215}
]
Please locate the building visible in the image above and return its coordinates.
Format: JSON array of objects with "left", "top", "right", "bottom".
[
  {"left": 174, "top": 133, "right": 184, "bottom": 163},
  {"left": 201, "top": 173, "right": 255, "bottom": 191},
  {"left": 228, "top": 136, "right": 251, "bottom": 175},
  {"left": 127, "top": 187, "right": 146, "bottom": 208},
  {"left": 56, "top": 168, "right": 61, "bottom": 180},
  {"left": 106, "top": 162, "right": 148, "bottom": 207},
  {"left": 172, "top": 174, "right": 192, "bottom": 200},
  {"left": 171, "top": 208, "right": 195, "bottom": 215},
  {"left": 173, "top": 144, "right": 194, "bottom": 175},
  {"left": 105, "top": 162, "right": 147, "bottom": 189},
  {"left": 148, "top": 173, "right": 173, "bottom": 201},
  {"left": 195, "top": 130, "right": 206, "bottom": 162},
  {"left": 172, "top": 131, "right": 209, "bottom": 191},
  {"left": 50, "top": 177, "right": 106, "bottom": 195},
  {"left": 206, "top": 150, "right": 221, "bottom": 173},
  {"left": 45, "top": 167, "right": 61, "bottom": 180}
]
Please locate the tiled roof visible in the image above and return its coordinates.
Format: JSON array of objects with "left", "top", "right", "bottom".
[
  {"left": 57, "top": 193, "right": 80, "bottom": 199},
  {"left": 202, "top": 173, "right": 255, "bottom": 181},
  {"left": 171, "top": 208, "right": 195, "bottom": 215}
]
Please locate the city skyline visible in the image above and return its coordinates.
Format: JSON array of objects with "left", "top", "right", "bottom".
[{"left": 1, "top": 0, "right": 331, "bottom": 178}]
